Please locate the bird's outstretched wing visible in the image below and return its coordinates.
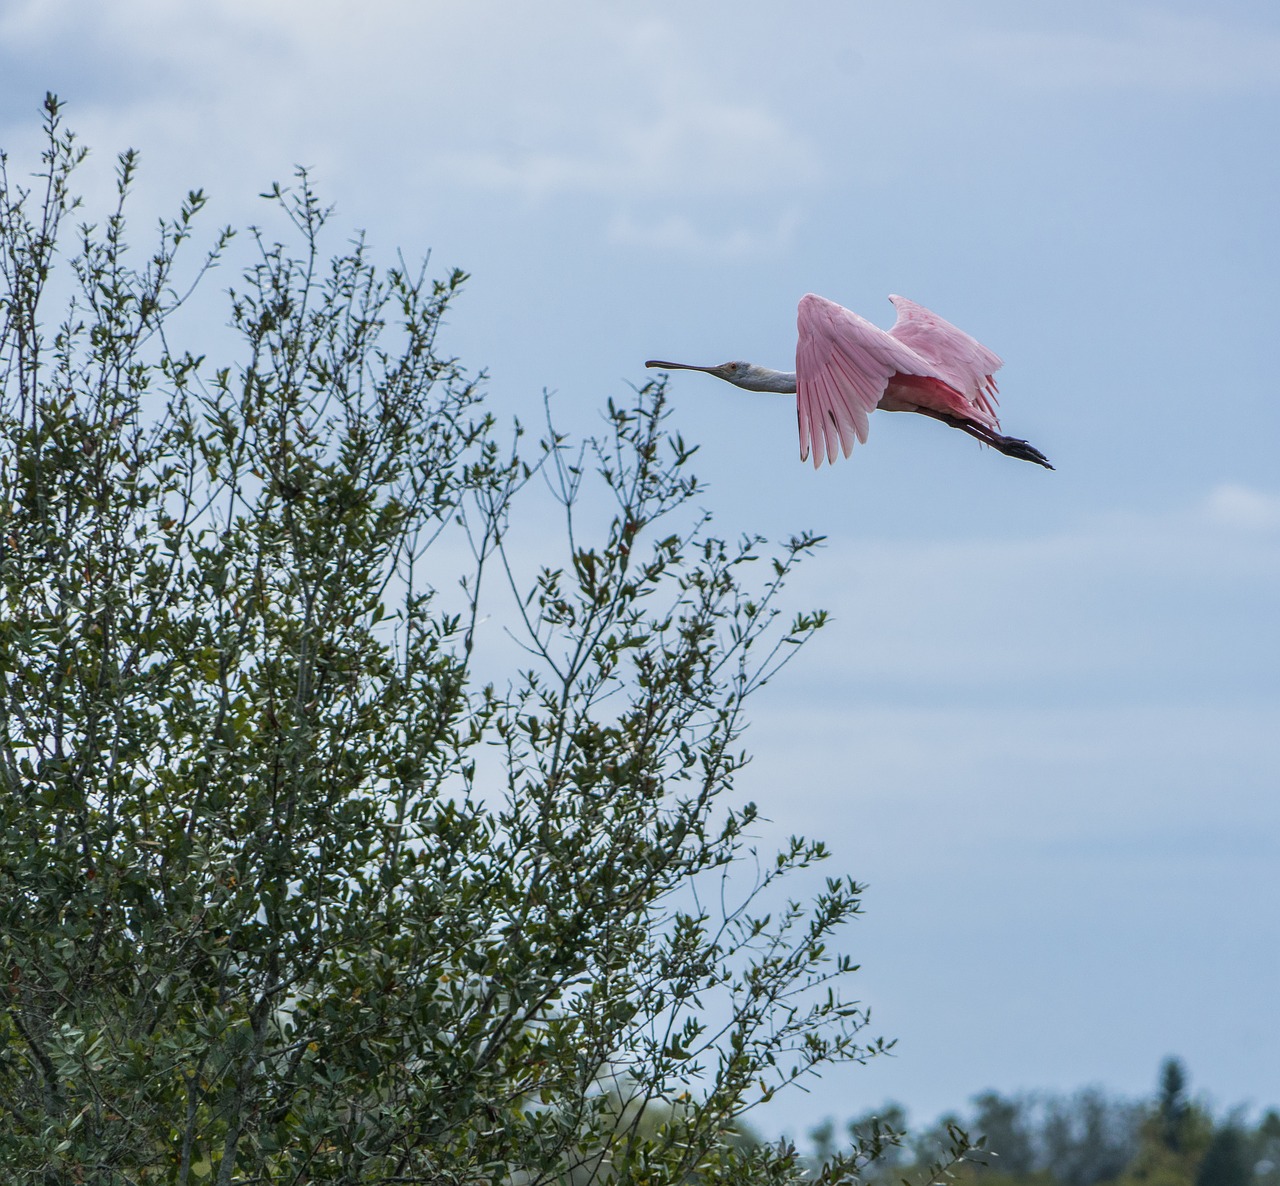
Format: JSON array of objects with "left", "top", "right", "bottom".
[
  {"left": 887, "top": 294, "right": 1003, "bottom": 424},
  {"left": 795, "top": 293, "right": 933, "bottom": 467}
]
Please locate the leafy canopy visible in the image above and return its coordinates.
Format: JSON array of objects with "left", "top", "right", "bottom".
[{"left": 0, "top": 95, "right": 905, "bottom": 1185}]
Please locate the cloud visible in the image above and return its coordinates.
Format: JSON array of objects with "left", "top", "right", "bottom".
[
  {"left": 434, "top": 27, "right": 819, "bottom": 202},
  {"left": 0, "top": 1, "right": 821, "bottom": 259},
  {"left": 439, "top": 103, "right": 807, "bottom": 201},
  {"left": 606, "top": 208, "right": 801, "bottom": 259},
  {"left": 776, "top": 483, "right": 1280, "bottom": 701},
  {"left": 736, "top": 478, "right": 1280, "bottom": 1138},
  {"left": 934, "top": 10, "right": 1280, "bottom": 94},
  {"left": 1202, "top": 483, "right": 1280, "bottom": 531}
]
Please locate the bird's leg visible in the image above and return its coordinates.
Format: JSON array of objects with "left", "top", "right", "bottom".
[{"left": 914, "top": 409, "right": 1054, "bottom": 470}]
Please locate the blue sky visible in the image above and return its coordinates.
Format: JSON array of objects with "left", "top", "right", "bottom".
[{"left": 2, "top": 0, "right": 1277, "bottom": 1139}]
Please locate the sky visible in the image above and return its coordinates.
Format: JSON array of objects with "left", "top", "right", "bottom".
[{"left": 2, "top": 0, "right": 1277, "bottom": 1142}]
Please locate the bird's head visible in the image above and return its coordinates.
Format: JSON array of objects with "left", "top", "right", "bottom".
[
  {"left": 644, "top": 359, "right": 796, "bottom": 393},
  {"left": 645, "top": 359, "right": 750, "bottom": 383}
]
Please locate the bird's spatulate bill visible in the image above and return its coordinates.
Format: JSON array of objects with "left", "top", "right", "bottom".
[{"left": 645, "top": 360, "right": 718, "bottom": 372}]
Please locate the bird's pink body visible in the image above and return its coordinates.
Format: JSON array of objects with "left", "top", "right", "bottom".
[{"left": 796, "top": 293, "right": 1002, "bottom": 467}]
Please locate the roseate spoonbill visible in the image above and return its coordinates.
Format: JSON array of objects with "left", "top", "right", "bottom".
[{"left": 646, "top": 293, "right": 1053, "bottom": 469}]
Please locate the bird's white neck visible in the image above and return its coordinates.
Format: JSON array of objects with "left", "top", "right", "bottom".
[{"left": 731, "top": 365, "right": 797, "bottom": 394}]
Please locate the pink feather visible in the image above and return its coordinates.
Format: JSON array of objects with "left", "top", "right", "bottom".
[{"left": 795, "top": 293, "right": 1004, "bottom": 468}]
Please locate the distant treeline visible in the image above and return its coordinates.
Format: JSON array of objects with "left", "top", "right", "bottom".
[{"left": 807, "top": 1059, "right": 1279, "bottom": 1186}]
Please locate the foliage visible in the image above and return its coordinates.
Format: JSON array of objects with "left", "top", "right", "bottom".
[
  {"left": 808, "top": 1104, "right": 977, "bottom": 1186},
  {"left": 807, "top": 1061, "right": 1276, "bottom": 1186},
  {"left": 1195, "top": 1126, "right": 1250, "bottom": 1186},
  {"left": 0, "top": 95, "right": 890, "bottom": 1184},
  {"left": 1158, "top": 1060, "right": 1194, "bottom": 1155}
]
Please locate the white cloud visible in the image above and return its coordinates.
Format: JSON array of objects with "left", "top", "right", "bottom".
[
  {"left": 934, "top": 10, "right": 1280, "bottom": 94},
  {"left": 1203, "top": 482, "right": 1280, "bottom": 531},
  {"left": 606, "top": 207, "right": 801, "bottom": 259},
  {"left": 735, "top": 485, "right": 1280, "bottom": 1136},
  {"left": 439, "top": 100, "right": 801, "bottom": 201},
  {"left": 776, "top": 484, "right": 1280, "bottom": 696},
  {"left": 433, "top": 27, "right": 819, "bottom": 201},
  {"left": 0, "top": 1, "right": 821, "bottom": 255}
]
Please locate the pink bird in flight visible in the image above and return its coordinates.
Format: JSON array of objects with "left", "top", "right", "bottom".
[{"left": 646, "top": 293, "right": 1052, "bottom": 470}]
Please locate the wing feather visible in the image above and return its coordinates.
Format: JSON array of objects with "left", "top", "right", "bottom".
[
  {"left": 887, "top": 295, "right": 1003, "bottom": 425},
  {"left": 796, "top": 385, "right": 813, "bottom": 465},
  {"left": 818, "top": 367, "right": 855, "bottom": 457},
  {"left": 815, "top": 372, "right": 845, "bottom": 464},
  {"left": 794, "top": 292, "right": 1010, "bottom": 466},
  {"left": 795, "top": 293, "right": 932, "bottom": 467}
]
